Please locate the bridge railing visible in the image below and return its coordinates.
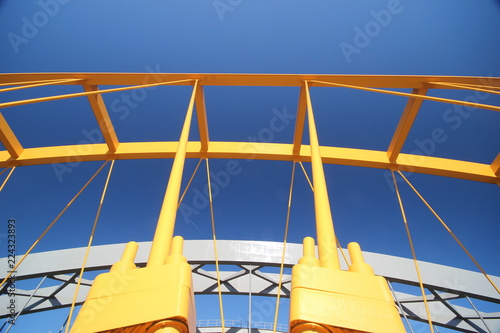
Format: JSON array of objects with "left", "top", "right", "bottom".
[{"left": 196, "top": 319, "right": 288, "bottom": 332}]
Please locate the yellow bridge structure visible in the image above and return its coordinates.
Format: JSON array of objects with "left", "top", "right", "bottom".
[{"left": 0, "top": 73, "right": 499, "bottom": 332}]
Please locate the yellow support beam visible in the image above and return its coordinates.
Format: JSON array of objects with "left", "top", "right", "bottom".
[
  {"left": 289, "top": 82, "right": 406, "bottom": 332},
  {"left": 83, "top": 84, "right": 120, "bottom": 152},
  {"left": 0, "top": 141, "right": 497, "bottom": 183},
  {"left": 71, "top": 81, "right": 199, "bottom": 330},
  {"left": 387, "top": 88, "right": 428, "bottom": 163},
  {"left": 0, "top": 73, "right": 497, "bottom": 186},
  {"left": 194, "top": 84, "right": 210, "bottom": 153},
  {"left": 1, "top": 73, "right": 499, "bottom": 89},
  {"left": 304, "top": 81, "right": 339, "bottom": 270},
  {"left": 148, "top": 81, "right": 199, "bottom": 267},
  {"left": 292, "top": 84, "right": 307, "bottom": 156},
  {"left": 491, "top": 153, "right": 500, "bottom": 178},
  {"left": 0, "top": 113, "right": 23, "bottom": 158}
]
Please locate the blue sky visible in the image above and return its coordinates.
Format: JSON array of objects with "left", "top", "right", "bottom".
[{"left": 0, "top": 1, "right": 499, "bottom": 332}]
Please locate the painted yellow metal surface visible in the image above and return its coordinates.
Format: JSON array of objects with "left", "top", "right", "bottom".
[
  {"left": 387, "top": 87, "right": 428, "bottom": 163},
  {"left": 290, "top": 92, "right": 405, "bottom": 332},
  {"left": 70, "top": 237, "right": 196, "bottom": 333},
  {"left": 0, "top": 142, "right": 496, "bottom": 184},
  {"left": 72, "top": 84, "right": 199, "bottom": 332},
  {"left": 1, "top": 72, "right": 500, "bottom": 88},
  {"left": 0, "top": 73, "right": 498, "bottom": 185},
  {"left": 290, "top": 238, "right": 406, "bottom": 333},
  {"left": 147, "top": 81, "right": 198, "bottom": 268},
  {"left": 0, "top": 113, "right": 23, "bottom": 158},
  {"left": 83, "top": 84, "right": 120, "bottom": 153},
  {"left": 304, "top": 81, "right": 339, "bottom": 270},
  {"left": 1, "top": 73, "right": 498, "bottom": 331}
]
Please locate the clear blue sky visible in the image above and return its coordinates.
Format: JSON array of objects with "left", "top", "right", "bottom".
[{"left": 0, "top": 1, "right": 499, "bottom": 332}]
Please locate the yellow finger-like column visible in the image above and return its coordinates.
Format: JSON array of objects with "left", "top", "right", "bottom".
[
  {"left": 165, "top": 236, "right": 187, "bottom": 265},
  {"left": 304, "top": 81, "right": 340, "bottom": 270},
  {"left": 148, "top": 81, "right": 199, "bottom": 267},
  {"left": 110, "top": 241, "right": 139, "bottom": 272},
  {"left": 347, "top": 242, "right": 375, "bottom": 275},
  {"left": 298, "top": 236, "right": 320, "bottom": 267}
]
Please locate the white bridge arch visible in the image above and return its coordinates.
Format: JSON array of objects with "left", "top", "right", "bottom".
[{"left": 1, "top": 240, "right": 499, "bottom": 333}]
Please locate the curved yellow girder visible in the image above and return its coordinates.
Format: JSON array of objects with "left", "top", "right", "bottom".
[
  {"left": 0, "top": 73, "right": 498, "bottom": 185},
  {"left": 0, "top": 141, "right": 497, "bottom": 184}
]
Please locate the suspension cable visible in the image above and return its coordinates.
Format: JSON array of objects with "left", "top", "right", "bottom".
[
  {"left": 388, "top": 281, "right": 415, "bottom": 333},
  {"left": 397, "top": 171, "right": 500, "bottom": 294},
  {"left": 4, "top": 275, "right": 47, "bottom": 333},
  {"left": 0, "top": 78, "right": 83, "bottom": 93},
  {"left": 391, "top": 171, "right": 434, "bottom": 333},
  {"left": 0, "top": 161, "right": 109, "bottom": 290},
  {"left": 205, "top": 158, "right": 225, "bottom": 333},
  {"left": 178, "top": 158, "right": 203, "bottom": 208},
  {"left": 58, "top": 314, "right": 69, "bottom": 333},
  {"left": 465, "top": 295, "right": 492, "bottom": 333},
  {"left": 298, "top": 162, "right": 313, "bottom": 191},
  {"left": 273, "top": 162, "right": 296, "bottom": 333},
  {"left": 298, "top": 161, "right": 349, "bottom": 266},
  {"left": 0, "top": 167, "right": 16, "bottom": 192},
  {"left": 65, "top": 160, "right": 115, "bottom": 333},
  {"left": 335, "top": 232, "right": 349, "bottom": 266}
]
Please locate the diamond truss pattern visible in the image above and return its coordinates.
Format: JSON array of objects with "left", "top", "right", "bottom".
[{"left": 1, "top": 240, "right": 499, "bottom": 332}]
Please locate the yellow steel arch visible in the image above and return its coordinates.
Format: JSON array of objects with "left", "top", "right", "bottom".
[
  {"left": 0, "top": 142, "right": 496, "bottom": 184},
  {"left": 0, "top": 73, "right": 499, "bottom": 332},
  {"left": 0, "top": 73, "right": 499, "bottom": 185}
]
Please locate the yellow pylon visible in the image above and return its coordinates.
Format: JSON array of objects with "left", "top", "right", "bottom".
[
  {"left": 290, "top": 238, "right": 406, "bottom": 333},
  {"left": 71, "top": 82, "right": 199, "bottom": 332},
  {"left": 289, "top": 83, "right": 406, "bottom": 333},
  {"left": 70, "top": 237, "right": 196, "bottom": 333}
]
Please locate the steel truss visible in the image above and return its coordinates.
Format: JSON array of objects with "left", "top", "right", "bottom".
[
  {"left": 0, "top": 73, "right": 499, "bottom": 183},
  {"left": 1, "top": 240, "right": 499, "bottom": 332}
]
